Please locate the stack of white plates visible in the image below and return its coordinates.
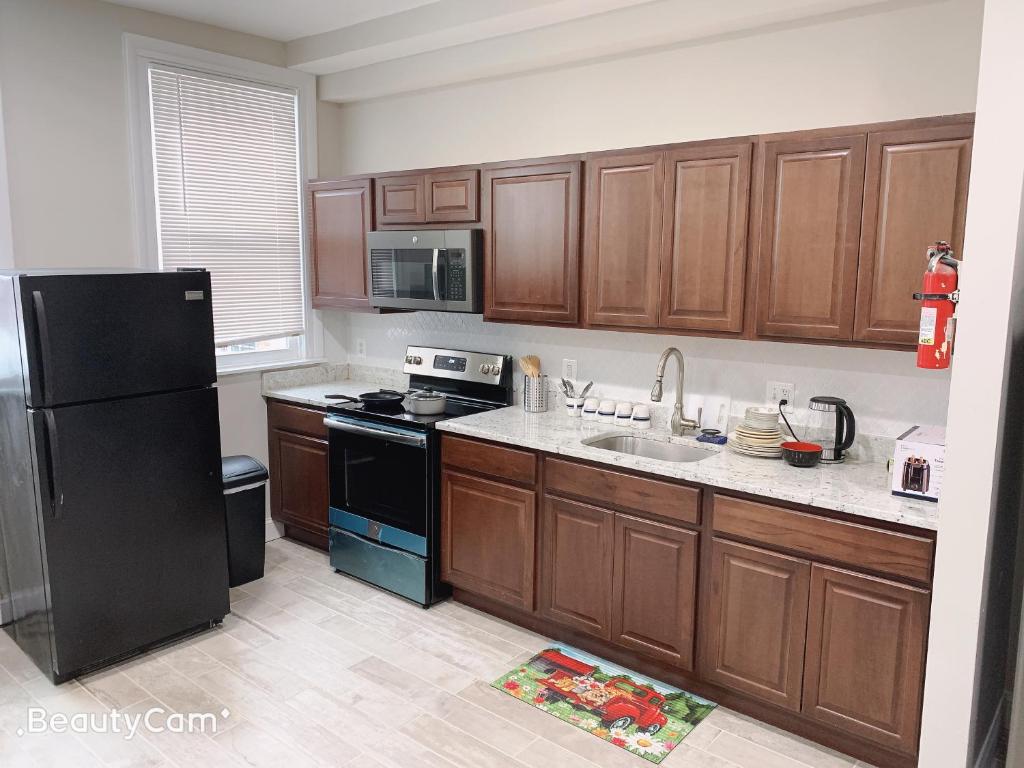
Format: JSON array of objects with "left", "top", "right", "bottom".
[{"left": 729, "top": 407, "right": 785, "bottom": 458}]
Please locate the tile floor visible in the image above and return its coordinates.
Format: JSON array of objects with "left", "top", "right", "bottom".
[{"left": 0, "top": 538, "right": 879, "bottom": 767}]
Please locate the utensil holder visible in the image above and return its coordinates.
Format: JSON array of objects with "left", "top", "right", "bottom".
[{"left": 523, "top": 375, "right": 548, "bottom": 412}]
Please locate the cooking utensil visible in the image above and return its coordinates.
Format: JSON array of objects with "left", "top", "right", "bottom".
[
  {"left": 781, "top": 441, "right": 823, "bottom": 468},
  {"left": 325, "top": 390, "right": 406, "bottom": 412},
  {"left": 404, "top": 389, "right": 447, "bottom": 415},
  {"left": 519, "top": 355, "right": 541, "bottom": 377}
]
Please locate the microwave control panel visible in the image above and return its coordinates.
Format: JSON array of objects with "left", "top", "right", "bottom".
[{"left": 447, "top": 253, "right": 466, "bottom": 301}]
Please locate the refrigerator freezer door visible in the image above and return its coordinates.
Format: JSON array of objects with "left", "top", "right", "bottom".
[
  {"left": 17, "top": 272, "right": 216, "bottom": 408},
  {"left": 32, "top": 387, "right": 228, "bottom": 679}
]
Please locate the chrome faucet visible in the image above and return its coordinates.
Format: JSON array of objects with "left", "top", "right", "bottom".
[{"left": 650, "top": 347, "right": 700, "bottom": 436}]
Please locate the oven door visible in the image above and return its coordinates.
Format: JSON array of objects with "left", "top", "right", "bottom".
[{"left": 325, "top": 416, "right": 431, "bottom": 554}]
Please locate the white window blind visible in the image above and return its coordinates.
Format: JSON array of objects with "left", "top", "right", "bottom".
[{"left": 148, "top": 65, "right": 305, "bottom": 347}]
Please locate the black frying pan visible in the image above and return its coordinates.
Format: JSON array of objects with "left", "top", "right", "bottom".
[{"left": 325, "top": 389, "right": 406, "bottom": 411}]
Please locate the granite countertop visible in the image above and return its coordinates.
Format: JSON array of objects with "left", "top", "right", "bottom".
[
  {"left": 436, "top": 406, "right": 939, "bottom": 531},
  {"left": 261, "top": 363, "right": 407, "bottom": 408}
]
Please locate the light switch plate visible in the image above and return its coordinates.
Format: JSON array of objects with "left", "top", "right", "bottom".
[
  {"left": 767, "top": 381, "right": 795, "bottom": 412},
  {"left": 562, "top": 358, "right": 578, "bottom": 383}
]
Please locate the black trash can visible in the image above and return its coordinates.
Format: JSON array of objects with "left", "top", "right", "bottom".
[{"left": 222, "top": 455, "right": 269, "bottom": 588}]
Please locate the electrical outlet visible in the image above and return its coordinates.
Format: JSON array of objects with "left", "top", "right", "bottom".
[
  {"left": 355, "top": 339, "right": 366, "bottom": 358},
  {"left": 767, "top": 381, "right": 795, "bottom": 412},
  {"left": 562, "top": 358, "right": 578, "bottom": 382}
]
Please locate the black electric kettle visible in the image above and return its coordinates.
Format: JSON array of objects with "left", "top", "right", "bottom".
[{"left": 806, "top": 396, "right": 856, "bottom": 463}]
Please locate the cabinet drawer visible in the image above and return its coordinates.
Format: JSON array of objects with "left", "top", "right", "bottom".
[
  {"left": 545, "top": 458, "right": 700, "bottom": 526},
  {"left": 442, "top": 435, "right": 536, "bottom": 486},
  {"left": 713, "top": 494, "right": 933, "bottom": 584},
  {"left": 267, "top": 400, "right": 328, "bottom": 439}
]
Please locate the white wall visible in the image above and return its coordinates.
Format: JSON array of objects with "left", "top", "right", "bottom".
[
  {"left": 0, "top": 84, "right": 13, "bottom": 270},
  {"left": 0, "top": 0, "right": 305, "bottom": 530},
  {"left": 319, "top": 0, "right": 983, "bottom": 439},
  {"left": 339, "top": 311, "right": 950, "bottom": 439},
  {"left": 329, "top": 0, "right": 982, "bottom": 174},
  {"left": 918, "top": 0, "right": 1024, "bottom": 763}
]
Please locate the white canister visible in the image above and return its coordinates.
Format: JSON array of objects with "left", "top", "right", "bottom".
[
  {"left": 614, "top": 402, "right": 634, "bottom": 427},
  {"left": 597, "top": 400, "right": 616, "bottom": 424},
  {"left": 582, "top": 397, "right": 599, "bottom": 421},
  {"left": 631, "top": 404, "right": 652, "bottom": 431},
  {"left": 564, "top": 396, "right": 584, "bottom": 418}
]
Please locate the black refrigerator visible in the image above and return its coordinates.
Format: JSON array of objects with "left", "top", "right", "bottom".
[{"left": 0, "top": 270, "right": 229, "bottom": 683}]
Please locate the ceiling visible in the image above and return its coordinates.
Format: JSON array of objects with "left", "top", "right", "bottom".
[
  {"left": 106, "top": 0, "right": 939, "bottom": 101},
  {"left": 104, "top": 0, "right": 440, "bottom": 42}
]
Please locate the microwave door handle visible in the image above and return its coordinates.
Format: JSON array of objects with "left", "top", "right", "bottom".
[{"left": 431, "top": 248, "right": 441, "bottom": 301}]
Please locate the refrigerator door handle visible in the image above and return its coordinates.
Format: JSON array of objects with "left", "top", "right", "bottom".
[
  {"left": 43, "top": 410, "right": 63, "bottom": 519},
  {"left": 31, "top": 291, "right": 53, "bottom": 404}
]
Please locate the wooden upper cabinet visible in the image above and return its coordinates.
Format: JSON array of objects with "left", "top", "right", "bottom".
[
  {"left": 702, "top": 538, "right": 810, "bottom": 711},
  {"left": 425, "top": 169, "right": 479, "bottom": 222},
  {"left": 612, "top": 515, "right": 698, "bottom": 669},
  {"left": 803, "top": 565, "right": 930, "bottom": 754},
  {"left": 441, "top": 469, "right": 536, "bottom": 611},
  {"left": 754, "top": 134, "right": 866, "bottom": 341},
  {"left": 660, "top": 142, "right": 752, "bottom": 333},
  {"left": 540, "top": 496, "right": 614, "bottom": 639},
  {"left": 309, "top": 178, "right": 373, "bottom": 310},
  {"left": 854, "top": 123, "right": 973, "bottom": 344},
  {"left": 375, "top": 174, "right": 425, "bottom": 225},
  {"left": 584, "top": 152, "right": 665, "bottom": 327},
  {"left": 482, "top": 160, "right": 581, "bottom": 324}
]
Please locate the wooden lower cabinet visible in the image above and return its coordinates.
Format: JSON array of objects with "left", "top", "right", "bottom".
[
  {"left": 702, "top": 538, "right": 811, "bottom": 711},
  {"left": 268, "top": 428, "right": 329, "bottom": 548},
  {"left": 803, "top": 565, "right": 930, "bottom": 754},
  {"left": 539, "top": 496, "right": 615, "bottom": 639},
  {"left": 440, "top": 469, "right": 536, "bottom": 611},
  {"left": 438, "top": 444, "right": 935, "bottom": 766},
  {"left": 612, "top": 514, "right": 698, "bottom": 669}
]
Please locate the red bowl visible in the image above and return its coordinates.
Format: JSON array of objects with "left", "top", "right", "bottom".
[{"left": 781, "top": 441, "right": 823, "bottom": 468}]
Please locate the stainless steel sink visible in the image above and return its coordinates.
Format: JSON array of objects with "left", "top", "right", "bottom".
[{"left": 581, "top": 434, "right": 714, "bottom": 463}]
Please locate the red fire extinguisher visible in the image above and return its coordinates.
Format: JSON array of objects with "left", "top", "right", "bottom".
[{"left": 912, "top": 241, "right": 961, "bottom": 369}]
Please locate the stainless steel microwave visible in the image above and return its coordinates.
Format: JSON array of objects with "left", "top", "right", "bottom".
[{"left": 367, "top": 229, "right": 482, "bottom": 312}]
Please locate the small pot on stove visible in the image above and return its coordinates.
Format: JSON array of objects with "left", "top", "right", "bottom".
[{"left": 404, "top": 389, "right": 447, "bottom": 415}]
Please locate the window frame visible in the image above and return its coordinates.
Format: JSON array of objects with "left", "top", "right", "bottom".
[{"left": 124, "top": 34, "right": 322, "bottom": 374}]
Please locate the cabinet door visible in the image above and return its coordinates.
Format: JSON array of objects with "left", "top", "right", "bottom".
[
  {"left": 375, "top": 174, "right": 426, "bottom": 225},
  {"left": 854, "top": 124, "right": 973, "bottom": 344},
  {"left": 482, "top": 161, "right": 581, "bottom": 324},
  {"left": 612, "top": 515, "right": 698, "bottom": 669},
  {"left": 584, "top": 152, "right": 665, "bottom": 327},
  {"left": 754, "top": 135, "right": 866, "bottom": 341},
  {"left": 441, "top": 470, "right": 536, "bottom": 610},
  {"left": 803, "top": 565, "right": 930, "bottom": 754},
  {"left": 540, "top": 496, "right": 614, "bottom": 639},
  {"left": 425, "top": 169, "right": 479, "bottom": 223},
  {"left": 702, "top": 538, "right": 810, "bottom": 711},
  {"left": 268, "top": 429, "right": 329, "bottom": 546},
  {"left": 660, "top": 142, "right": 752, "bottom": 333},
  {"left": 309, "top": 178, "right": 373, "bottom": 309}
]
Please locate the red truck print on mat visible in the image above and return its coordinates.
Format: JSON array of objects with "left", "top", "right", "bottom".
[{"left": 533, "top": 650, "right": 669, "bottom": 734}]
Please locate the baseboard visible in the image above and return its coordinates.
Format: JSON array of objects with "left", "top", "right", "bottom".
[
  {"left": 974, "top": 693, "right": 1007, "bottom": 768},
  {"left": 264, "top": 518, "right": 284, "bottom": 542}
]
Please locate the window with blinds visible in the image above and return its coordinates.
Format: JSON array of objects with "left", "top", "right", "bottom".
[{"left": 147, "top": 65, "right": 306, "bottom": 348}]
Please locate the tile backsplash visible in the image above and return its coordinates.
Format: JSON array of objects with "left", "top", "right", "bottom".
[{"left": 321, "top": 310, "right": 951, "bottom": 441}]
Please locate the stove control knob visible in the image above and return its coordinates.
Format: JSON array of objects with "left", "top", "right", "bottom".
[
  {"left": 479, "top": 364, "right": 488, "bottom": 374},
  {"left": 411, "top": 356, "right": 422, "bottom": 365},
  {"left": 490, "top": 365, "right": 501, "bottom": 376},
  {"left": 405, "top": 355, "right": 414, "bottom": 364}
]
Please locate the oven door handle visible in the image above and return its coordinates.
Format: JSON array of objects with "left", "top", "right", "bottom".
[{"left": 323, "top": 418, "right": 428, "bottom": 448}]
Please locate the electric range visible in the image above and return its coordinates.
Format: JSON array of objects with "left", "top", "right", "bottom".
[{"left": 323, "top": 346, "right": 512, "bottom": 606}]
